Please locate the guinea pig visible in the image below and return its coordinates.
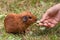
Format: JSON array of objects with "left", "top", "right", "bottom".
[{"left": 4, "top": 11, "right": 37, "bottom": 34}]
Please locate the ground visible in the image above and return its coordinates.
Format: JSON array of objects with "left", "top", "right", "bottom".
[{"left": 0, "top": 0, "right": 60, "bottom": 40}]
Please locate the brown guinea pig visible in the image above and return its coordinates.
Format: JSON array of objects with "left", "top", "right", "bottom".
[{"left": 4, "top": 11, "right": 37, "bottom": 34}]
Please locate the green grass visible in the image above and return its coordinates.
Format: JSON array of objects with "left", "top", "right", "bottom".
[{"left": 0, "top": 0, "right": 60, "bottom": 40}]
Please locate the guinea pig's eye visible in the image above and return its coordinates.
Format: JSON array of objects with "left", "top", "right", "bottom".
[{"left": 28, "top": 16, "right": 32, "bottom": 19}]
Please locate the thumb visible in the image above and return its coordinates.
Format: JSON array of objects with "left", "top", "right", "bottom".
[{"left": 40, "top": 13, "right": 49, "bottom": 23}]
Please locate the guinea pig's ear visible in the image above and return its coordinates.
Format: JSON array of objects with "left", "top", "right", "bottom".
[{"left": 22, "top": 16, "right": 28, "bottom": 22}]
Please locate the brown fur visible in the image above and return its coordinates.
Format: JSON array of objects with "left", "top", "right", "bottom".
[{"left": 4, "top": 11, "right": 37, "bottom": 34}]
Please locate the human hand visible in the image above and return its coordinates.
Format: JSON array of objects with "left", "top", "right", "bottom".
[{"left": 37, "top": 4, "right": 60, "bottom": 28}]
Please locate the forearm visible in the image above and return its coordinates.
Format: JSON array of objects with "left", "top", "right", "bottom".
[{"left": 45, "top": 3, "right": 60, "bottom": 17}]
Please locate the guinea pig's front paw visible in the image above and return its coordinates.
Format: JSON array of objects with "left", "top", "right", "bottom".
[
  {"left": 19, "top": 31, "right": 25, "bottom": 35},
  {"left": 25, "top": 28, "right": 30, "bottom": 34}
]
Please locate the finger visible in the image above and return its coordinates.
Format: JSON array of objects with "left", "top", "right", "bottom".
[
  {"left": 40, "top": 13, "right": 50, "bottom": 23},
  {"left": 40, "top": 18, "right": 48, "bottom": 23},
  {"left": 39, "top": 19, "right": 45, "bottom": 23},
  {"left": 45, "top": 19, "right": 56, "bottom": 28},
  {"left": 43, "top": 22, "right": 48, "bottom": 27},
  {"left": 47, "top": 19, "right": 53, "bottom": 22},
  {"left": 49, "top": 20, "right": 58, "bottom": 28},
  {"left": 43, "top": 20, "right": 54, "bottom": 28},
  {"left": 39, "top": 23, "right": 44, "bottom": 26},
  {"left": 37, "top": 20, "right": 49, "bottom": 26},
  {"left": 44, "top": 20, "right": 49, "bottom": 23},
  {"left": 48, "top": 19, "right": 58, "bottom": 25},
  {"left": 47, "top": 22, "right": 52, "bottom": 27},
  {"left": 44, "top": 22, "right": 55, "bottom": 28},
  {"left": 50, "top": 24, "right": 55, "bottom": 28},
  {"left": 51, "top": 20, "right": 58, "bottom": 24}
]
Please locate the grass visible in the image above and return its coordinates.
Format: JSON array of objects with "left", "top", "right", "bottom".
[{"left": 0, "top": 0, "right": 60, "bottom": 40}]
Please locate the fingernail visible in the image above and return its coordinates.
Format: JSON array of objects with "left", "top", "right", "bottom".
[
  {"left": 48, "top": 23, "right": 51, "bottom": 25},
  {"left": 50, "top": 24, "right": 55, "bottom": 27},
  {"left": 39, "top": 23, "right": 43, "bottom": 25},
  {"left": 44, "top": 23, "right": 48, "bottom": 26}
]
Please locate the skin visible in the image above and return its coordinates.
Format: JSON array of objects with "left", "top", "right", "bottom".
[{"left": 38, "top": 3, "right": 60, "bottom": 28}]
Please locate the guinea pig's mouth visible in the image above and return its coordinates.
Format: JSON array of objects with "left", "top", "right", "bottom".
[
  {"left": 35, "top": 19, "right": 37, "bottom": 21},
  {"left": 34, "top": 19, "right": 37, "bottom": 22}
]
